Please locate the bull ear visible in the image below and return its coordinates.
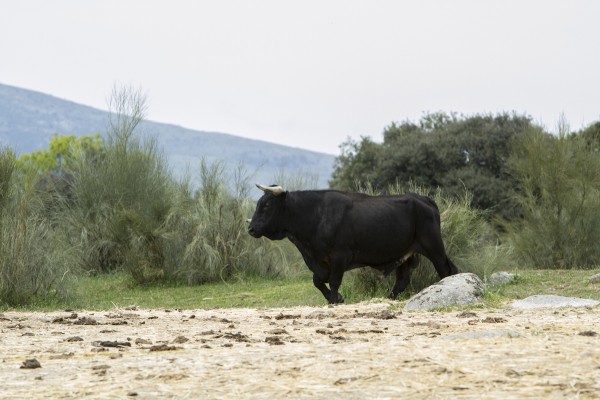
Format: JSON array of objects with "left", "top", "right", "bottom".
[{"left": 256, "top": 184, "right": 285, "bottom": 196}]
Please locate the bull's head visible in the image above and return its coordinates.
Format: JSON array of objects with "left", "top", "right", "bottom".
[{"left": 247, "top": 184, "right": 287, "bottom": 240}]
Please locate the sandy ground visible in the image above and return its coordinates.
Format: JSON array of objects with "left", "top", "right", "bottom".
[{"left": 1, "top": 301, "right": 599, "bottom": 399}]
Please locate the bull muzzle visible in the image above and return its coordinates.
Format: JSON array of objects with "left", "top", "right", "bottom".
[{"left": 247, "top": 225, "right": 260, "bottom": 238}]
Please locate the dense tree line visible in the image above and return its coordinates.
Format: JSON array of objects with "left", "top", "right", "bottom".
[{"left": 330, "top": 112, "right": 534, "bottom": 220}]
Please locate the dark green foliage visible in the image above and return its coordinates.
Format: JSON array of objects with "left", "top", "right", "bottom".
[{"left": 331, "top": 112, "right": 535, "bottom": 220}]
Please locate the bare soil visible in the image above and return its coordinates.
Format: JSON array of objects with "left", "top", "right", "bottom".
[{"left": 1, "top": 302, "right": 599, "bottom": 399}]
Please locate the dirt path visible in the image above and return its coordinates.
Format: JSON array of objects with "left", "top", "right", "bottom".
[{"left": 1, "top": 302, "right": 599, "bottom": 399}]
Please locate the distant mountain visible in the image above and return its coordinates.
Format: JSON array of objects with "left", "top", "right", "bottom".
[{"left": 0, "top": 83, "right": 335, "bottom": 190}]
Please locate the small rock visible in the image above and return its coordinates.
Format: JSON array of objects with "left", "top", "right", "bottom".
[
  {"left": 456, "top": 311, "right": 477, "bottom": 318},
  {"left": 266, "top": 328, "right": 288, "bottom": 335},
  {"left": 578, "top": 330, "right": 598, "bottom": 337},
  {"left": 91, "top": 348, "right": 108, "bottom": 353},
  {"left": 274, "top": 313, "right": 301, "bottom": 320},
  {"left": 66, "top": 336, "right": 84, "bottom": 342},
  {"left": 443, "top": 330, "right": 521, "bottom": 340},
  {"left": 589, "top": 273, "right": 600, "bottom": 283},
  {"left": 265, "top": 336, "right": 285, "bottom": 345},
  {"left": 20, "top": 359, "right": 41, "bottom": 369},
  {"left": 149, "top": 344, "right": 181, "bottom": 351},
  {"left": 73, "top": 317, "right": 97, "bottom": 325},
  {"left": 172, "top": 336, "right": 189, "bottom": 344},
  {"left": 92, "top": 340, "right": 131, "bottom": 348},
  {"left": 512, "top": 295, "right": 600, "bottom": 309},
  {"left": 378, "top": 310, "right": 397, "bottom": 320},
  {"left": 488, "top": 272, "right": 517, "bottom": 286},
  {"left": 481, "top": 317, "right": 507, "bottom": 323}
]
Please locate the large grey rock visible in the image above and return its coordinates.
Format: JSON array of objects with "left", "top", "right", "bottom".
[
  {"left": 488, "top": 271, "right": 517, "bottom": 286},
  {"left": 589, "top": 273, "right": 600, "bottom": 283},
  {"left": 512, "top": 295, "right": 600, "bottom": 309},
  {"left": 404, "top": 273, "right": 484, "bottom": 311}
]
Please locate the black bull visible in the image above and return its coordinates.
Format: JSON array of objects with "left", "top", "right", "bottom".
[{"left": 247, "top": 184, "right": 458, "bottom": 304}]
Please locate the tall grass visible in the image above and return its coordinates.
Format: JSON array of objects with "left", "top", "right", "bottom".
[
  {"left": 0, "top": 148, "right": 75, "bottom": 306},
  {"left": 344, "top": 182, "right": 512, "bottom": 299},
  {"left": 171, "top": 160, "right": 303, "bottom": 284}
]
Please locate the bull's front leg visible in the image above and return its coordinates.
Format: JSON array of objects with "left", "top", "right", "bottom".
[{"left": 327, "top": 267, "right": 345, "bottom": 304}]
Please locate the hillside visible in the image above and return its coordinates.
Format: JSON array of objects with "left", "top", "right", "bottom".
[{"left": 0, "top": 83, "right": 335, "bottom": 189}]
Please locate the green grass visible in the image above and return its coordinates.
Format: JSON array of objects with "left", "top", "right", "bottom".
[
  {"left": 5, "top": 268, "right": 600, "bottom": 311},
  {"left": 490, "top": 268, "right": 600, "bottom": 302},
  {"left": 12, "top": 272, "right": 324, "bottom": 311}
]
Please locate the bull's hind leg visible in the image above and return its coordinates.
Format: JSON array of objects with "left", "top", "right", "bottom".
[
  {"left": 389, "top": 255, "right": 417, "bottom": 299},
  {"left": 312, "top": 274, "right": 331, "bottom": 301},
  {"left": 417, "top": 233, "right": 458, "bottom": 279}
]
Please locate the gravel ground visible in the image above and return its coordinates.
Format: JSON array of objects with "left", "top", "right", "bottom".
[{"left": 1, "top": 302, "right": 599, "bottom": 399}]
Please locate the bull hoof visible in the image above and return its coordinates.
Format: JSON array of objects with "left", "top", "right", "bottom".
[{"left": 328, "top": 293, "right": 344, "bottom": 304}]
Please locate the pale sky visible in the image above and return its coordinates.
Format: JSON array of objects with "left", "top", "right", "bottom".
[{"left": 2, "top": 0, "right": 599, "bottom": 154}]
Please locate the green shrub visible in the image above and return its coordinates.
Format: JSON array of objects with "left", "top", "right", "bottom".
[
  {"left": 64, "top": 86, "right": 302, "bottom": 285},
  {"left": 0, "top": 148, "right": 75, "bottom": 306},
  {"left": 506, "top": 122, "right": 600, "bottom": 268},
  {"left": 64, "top": 87, "right": 176, "bottom": 282},
  {"left": 172, "top": 160, "right": 303, "bottom": 284}
]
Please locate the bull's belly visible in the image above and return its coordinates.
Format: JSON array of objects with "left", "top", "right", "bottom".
[{"left": 351, "top": 247, "right": 414, "bottom": 267}]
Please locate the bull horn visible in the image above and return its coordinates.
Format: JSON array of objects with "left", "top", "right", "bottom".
[{"left": 256, "top": 184, "right": 285, "bottom": 196}]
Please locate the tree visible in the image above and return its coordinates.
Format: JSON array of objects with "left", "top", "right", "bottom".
[
  {"left": 17, "top": 133, "right": 104, "bottom": 174},
  {"left": 506, "top": 122, "right": 600, "bottom": 268},
  {"left": 330, "top": 112, "right": 535, "bottom": 220}
]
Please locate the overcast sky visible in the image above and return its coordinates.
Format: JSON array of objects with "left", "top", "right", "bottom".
[{"left": 2, "top": 1, "right": 599, "bottom": 154}]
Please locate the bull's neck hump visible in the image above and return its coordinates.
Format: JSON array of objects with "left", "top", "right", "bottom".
[{"left": 284, "top": 191, "right": 323, "bottom": 239}]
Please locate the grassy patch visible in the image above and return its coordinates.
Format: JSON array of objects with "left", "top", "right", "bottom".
[
  {"left": 5, "top": 268, "right": 600, "bottom": 311},
  {"left": 11, "top": 272, "right": 324, "bottom": 311},
  {"left": 490, "top": 268, "right": 600, "bottom": 301}
]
